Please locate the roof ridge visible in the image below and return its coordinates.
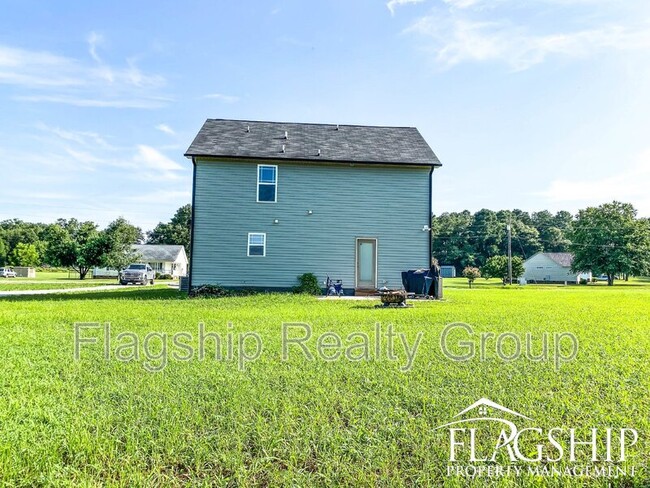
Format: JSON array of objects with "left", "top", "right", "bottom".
[{"left": 204, "top": 118, "right": 417, "bottom": 130}]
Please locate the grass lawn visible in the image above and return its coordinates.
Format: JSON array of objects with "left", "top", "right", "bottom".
[
  {"left": 0, "top": 271, "right": 175, "bottom": 291},
  {"left": 0, "top": 284, "right": 648, "bottom": 486}
]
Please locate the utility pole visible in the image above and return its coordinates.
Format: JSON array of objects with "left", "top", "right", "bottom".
[{"left": 507, "top": 215, "right": 512, "bottom": 285}]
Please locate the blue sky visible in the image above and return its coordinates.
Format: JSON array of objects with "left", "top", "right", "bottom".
[{"left": 1, "top": 0, "right": 650, "bottom": 231}]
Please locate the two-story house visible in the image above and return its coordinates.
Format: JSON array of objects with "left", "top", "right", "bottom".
[{"left": 185, "top": 119, "right": 442, "bottom": 294}]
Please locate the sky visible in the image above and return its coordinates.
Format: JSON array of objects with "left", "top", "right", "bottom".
[{"left": 1, "top": 0, "right": 650, "bottom": 231}]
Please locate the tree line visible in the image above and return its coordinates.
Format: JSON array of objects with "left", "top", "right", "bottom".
[
  {"left": 0, "top": 204, "right": 191, "bottom": 279},
  {"left": 2, "top": 201, "right": 648, "bottom": 285},
  {"left": 433, "top": 201, "right": 650, "bottom": 286}
]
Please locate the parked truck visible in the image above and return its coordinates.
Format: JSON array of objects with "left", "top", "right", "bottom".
[{"left": 119, "top": 263, "right": 155, "bottom": 285}]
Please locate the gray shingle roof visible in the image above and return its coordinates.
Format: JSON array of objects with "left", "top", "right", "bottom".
[
  {"left": 131, "top": 245, "right": 185, "bottom": 262},
  {"left": 185, "top": 119, "right": 441, "bottom": 167},
  {"left": 542, "top": 252, "right": 574, "bottom": 267}
]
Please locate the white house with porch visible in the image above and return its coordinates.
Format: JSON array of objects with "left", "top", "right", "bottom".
[{"left": 93, "top": 245, "right": 188, "bottom": 278}]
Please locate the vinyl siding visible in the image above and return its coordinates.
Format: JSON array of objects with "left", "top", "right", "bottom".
[
  {"left": 192, "top": 159, "right": 431, "bottom": 290},
  {"left": 523, "top": 253, "right": 588, "bottom": 283}
]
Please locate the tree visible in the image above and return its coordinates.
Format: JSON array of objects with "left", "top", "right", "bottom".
[
  {"left": 0, "top": 219, "right": 47, "bottom": 266},
  {"left": 431, "top": 211, "right": 477, "bottom": 272},
  {"left": 10, "top": 243, "right": 40, "bottom": 267},
  {"left": 481, "top": 255, "right": 525, "bottom": 284},
  {"left": 462, "top": 266, "right": 481, "bottom": 288},
  {"left": 147, "top": 204, "right": 191, "bottom": 257},
  {"left": 0, "top": 236, "right": 6, "bottom": 265},
  {"left": 45, "top": 221, "right": 113, "bottom": 279},
  {"left": 570, "top": 202, "right": 650, "bottom": 286},
  {"left": 532, "top": 210, "right": 572, "bottom": 252},
  {"left": 102, "top": 218, "right": 144, "bottom": 271}
]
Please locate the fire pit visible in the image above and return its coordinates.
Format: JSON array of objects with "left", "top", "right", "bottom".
[{"left": 376, "top": 289, "right": 411, "bottom": 308}]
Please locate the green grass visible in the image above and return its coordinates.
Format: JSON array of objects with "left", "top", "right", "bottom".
[
  {"left": 0, "top": 271, "right": 175, "bottom": 291},
  {"left": 0, "top": 285, "right": 648, "bottom": 486}
]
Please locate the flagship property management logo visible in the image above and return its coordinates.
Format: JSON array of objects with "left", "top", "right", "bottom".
[{"left": 437, "top": 398, "right": 640, "bottom": 479}]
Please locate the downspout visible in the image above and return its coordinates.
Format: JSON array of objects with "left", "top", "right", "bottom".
[
  {"left": 188, "top": 157, "right": 197, "bottom": 294},
  {"left": 428, "top": 166, "right": 434, "bottom": 263}
]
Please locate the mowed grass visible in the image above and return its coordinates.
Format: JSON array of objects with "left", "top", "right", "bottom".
[
  {"left": 0, "top": 271, "right": 175, "bottom": 291},
  {"left": 0, "top": 284, "right": 649, "bottom": 486}
]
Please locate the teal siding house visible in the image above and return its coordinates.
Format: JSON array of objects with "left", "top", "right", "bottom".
[{"left": 185, "top": 119, "right": 442, "bottom": 294}]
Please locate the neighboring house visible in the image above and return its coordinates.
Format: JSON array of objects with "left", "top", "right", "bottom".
[
  {"left": 523, "top": 252, "right": 591, "bottom": 283},
  {"left": 93, "top": 245, "right": 188, "bottom": 278},
  {"left": 185, "top": 118, "right": 442, "bottom": 294}
]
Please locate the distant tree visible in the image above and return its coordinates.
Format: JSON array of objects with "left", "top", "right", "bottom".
[
  {"left": 462, "top": 266, "right": 481, "bottom": 288},
  {"left": 10, "top": 243, "right": 40, "bottom": 267},
  {"left": 471, "top": 209, "right": 503, "bottom": 267},
  {"left": 431, "top": 211, "right": 477, "bottom": 271},
  {"left": 0, "top": 236, "right": 6, "bottom": 265},
  {"left": 147, "top": 204, "right": 192, "bottom": 257},
  {"left": 481, "top": 255, "right": 525, "bottom": 284},
  {"left": 0, "top": 219, "right": 47, "bottom": 265},
  {"left": 532, "top": 210, "right": 572, "bottom": 252},
  {"left": 570, "top": 202, "right": 650, "bottom": 286},
  {"left": 102, "top": 217, "right": 144, "bottom": 271},
  {"left": 45, "top": 221, "right": 113, "bottom": 279},
  {"left": 104, "top": 217, "right": 143, "bottom": 245},
  {"left": 506, "top": 215, "right": 544, "bottom": 261}
]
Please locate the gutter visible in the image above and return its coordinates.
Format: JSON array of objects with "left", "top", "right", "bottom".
[
  {"left": 188, "top": 157, "right": 197, "bottom": 294},
  {"left": 184, "top": 153, "right": 442, "bottom": 168}
]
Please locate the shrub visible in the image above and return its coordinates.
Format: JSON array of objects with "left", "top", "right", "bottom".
[
  {"left": 579, "top": 278, "right": 588, "bottom": 285},
  {"left": 189, "top": 284, "right": 233, "bottom": 298},
  {"left": 462, "top": 266, "right": 481, "bottom": 289},
  {"left": 155, "top": 272, "right": 173, "bottom": 280},
  {"left": 189, "top": 284, "right": 260, "bottom": 298},
  {"left": 293, "top": 273, "right": 322, "bottom": 295}
]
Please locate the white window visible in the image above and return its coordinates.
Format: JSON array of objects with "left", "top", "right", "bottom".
[
  {"left": 247, "top": 233, "right": 266, "bottom": 256},
  {"left": 257, "top": 165, "right": 277, "bottom": 203}
]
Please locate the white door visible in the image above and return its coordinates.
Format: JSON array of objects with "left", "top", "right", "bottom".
[{"left": 356, "top": 238, "right": 377, "bottom": 289}]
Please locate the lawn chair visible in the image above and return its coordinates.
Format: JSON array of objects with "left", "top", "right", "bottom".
[{"left": 325, "top": 276, "right": 344, "bottom": 296}]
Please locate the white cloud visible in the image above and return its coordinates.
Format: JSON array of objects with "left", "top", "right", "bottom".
[
  {"left": 35, "top": 122, "right": 112, "bottom": 148},
  {"left": 387, "top": 0, "right": 424, "bottom": 16},
  {"left": 15, "top": 95, "right": 168, "bottom": 108},
  {"left": 407, "top": 12, "right": 650, "bottom": 70},
  {"left": 0, "top": 131, "right": 191, "bottom": 229},
  {"left": 443, "top": 0, "right": 481, "bottom": 8},
  {"left": 131, "top": 145, "right": 184, "bottom": 180},
  {"left": 126, "top": 190, "right": 191, "bottom": 203},
  {"left": 155, "top": 124, "right": 175, "bottom": 136},
  {"left": 203, "top": 93, "right": 240, "bottom": 103},
  {"left": 87, "top": 31, "right": 103, "bottom": 63},
  {"left": 540, "top": 150, "right": 650, "bottom": 217},
  {"left": 0, "top": 37, "right": 168, "bottom": 108}
]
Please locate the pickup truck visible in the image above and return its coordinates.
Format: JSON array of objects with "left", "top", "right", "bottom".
[
  {"left": 0, "top": 267, "right": 17, "bottom": 278},
  {"left": 119, "top": 263, "right": 155, "bottom": 285}
]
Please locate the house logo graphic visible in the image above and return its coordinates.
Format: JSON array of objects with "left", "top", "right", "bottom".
[{"left": 436, "top": 398, "right": 639, "bottom": 479}]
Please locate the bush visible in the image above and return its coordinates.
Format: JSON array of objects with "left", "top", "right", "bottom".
[
  {"left": 189, "top": 284, "right": 259, "bottom": 298},
  {"left": 155, "top": 272, "right": 173, "bottom": 280},
  {"left": 293, "top": 273, "right": 322, "bottom": 295},
  {"left": 579, "top": 278, "right": 588, "bottom": 285},
  {"left": 462, "top": 266, "right": 481, "bottom": 289},
  {"left": 189, "top": 284, "right": 233, "bottom": 298}
]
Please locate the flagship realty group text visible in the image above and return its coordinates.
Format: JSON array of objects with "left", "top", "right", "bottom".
[{"left": 73, "top": 322, "right": 579, "bottom": 373}]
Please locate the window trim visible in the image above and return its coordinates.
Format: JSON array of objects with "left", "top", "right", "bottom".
[
  {"left": 256, "top": 164, "right": 278, "bottom": 203},
  {"left": 247, "top": 232, "right": 267, "bottom": 257}
]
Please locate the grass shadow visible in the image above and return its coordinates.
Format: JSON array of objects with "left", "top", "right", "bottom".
[{"left": 0, "top": 287, "right": 188, "bottom": 302}]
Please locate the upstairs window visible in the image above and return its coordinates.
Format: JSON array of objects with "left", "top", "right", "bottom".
[
  {"left": 248, "top": 233, "right": 266, "bottom": 256},
  {"left": 257, "top": 165, "right": 277, "bottom": 202}
]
